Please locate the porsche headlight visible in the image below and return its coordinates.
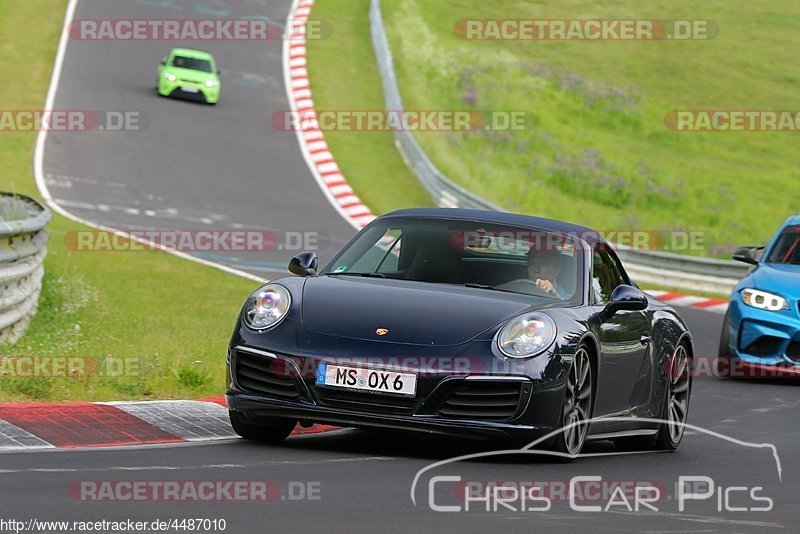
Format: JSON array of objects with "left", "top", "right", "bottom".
[
  {"left": 244, "top": 284, "right": 291, "bottom": 330},
  {"left": 496, "top": 313, "right": 557, "bottom": 358},
  {"left": 741, "top": 288, "right": 789, "bottom": 312},
  {"left": 164, "top": 72, "right": 177, "bottom": 82}
]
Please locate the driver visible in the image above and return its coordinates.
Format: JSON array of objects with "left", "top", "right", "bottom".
[{"left": 526, "top": 248, "right": 572, "bottom": 299}]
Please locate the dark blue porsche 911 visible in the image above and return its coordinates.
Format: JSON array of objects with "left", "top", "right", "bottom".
[{"left": 226, "top": 208, "right": 693, "bottom": 456}]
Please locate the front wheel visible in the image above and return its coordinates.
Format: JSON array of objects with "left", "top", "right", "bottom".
[
  {"left": 229, "top": 411, "right": 296, "bottom": 443},
  {"left": 553, "top": 346, "right": 593, "bottom": 458},
  {"left": 716, "top": 311, "right": 738, "bottom": 379},
  {"left": 654, "top": 343, "right": 692, "bottom": 451}
]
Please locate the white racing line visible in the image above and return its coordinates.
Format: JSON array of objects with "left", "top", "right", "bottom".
[{"left": 0, "top": 455, "right": 396, "bottom": 472}]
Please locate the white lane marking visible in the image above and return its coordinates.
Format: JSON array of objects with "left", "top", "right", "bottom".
[
  {"left": 53, "top": 198, "right": 96, "bottom": 210},
  {"left": 501, "top": 511, "right": 785, "bottom": 529},
  {"left": 604, "top": 510, "right": 785, "bottom": 529},
  {"left": 0, "top": 457, "right": 396, "bottom": 473},
  {"left": 33, "top": 0, "right": 266, "bottom": 284},
  {"left": 53, "top": 201, "right": 263, "bottom": 229}
]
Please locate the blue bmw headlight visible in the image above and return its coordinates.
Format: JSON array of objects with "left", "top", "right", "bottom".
[
  {"left": 496, "top": 312, "right": 557, "bottom": 358},
  {"left": 741, "top": 288, "right": 789, "bottom": 312},
  {"left": 244, "top": 284, "right": 291, "bottom": 330}
]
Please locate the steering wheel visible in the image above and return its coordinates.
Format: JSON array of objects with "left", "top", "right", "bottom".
[{"left": 498, "top": 278, "right": 559, "bottom": 298}]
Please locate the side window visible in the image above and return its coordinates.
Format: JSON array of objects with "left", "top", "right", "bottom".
[{"left": 591, "top": 245, "right": 627, "bottom": 304}]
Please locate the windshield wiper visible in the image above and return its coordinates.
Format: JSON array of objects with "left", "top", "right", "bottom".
[
  {"left": 327, "top": 272, "right": 388, "bottom": 278},
  {"left": 463, "top": 282, "right": 499, "bottom": 291}
]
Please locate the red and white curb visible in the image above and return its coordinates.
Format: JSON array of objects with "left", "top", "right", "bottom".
[
  {"left": 284, "top": 0, "right": 376, "bottom": 232},
  {"left": 0, "top": 398, "right": 336, "bottom": 451},
  {"left": 646, "top": 290, "right": 729, "bottom": 314}
]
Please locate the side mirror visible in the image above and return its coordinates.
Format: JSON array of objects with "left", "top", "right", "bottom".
[
  {"left": 732, "top": 246, "right": 763, "bottom": 266},
  {"left": 289, "top": 251, "right": 318, "bottom": 277},
  {"left": 160, "top": 57, "right": 167, "bottom": 66},
  {"left": 604, "top": 285, "right": 648, "bottom": 315},
  {"left": 217, "top": 69, "right": 222, "bottom": 76}
]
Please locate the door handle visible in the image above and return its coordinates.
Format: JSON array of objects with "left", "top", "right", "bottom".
[{"left": 640, "top": 335, "right": 652, "bottom": 346}]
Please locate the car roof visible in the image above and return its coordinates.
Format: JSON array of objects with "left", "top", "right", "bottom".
[
  {"left": 784, "top": 214, "right": 800, "bottom": 227},
  {"left": 169, "top": 48, "right": 215, "bottom": 60},
  {"left": 381, "top": 208, "right": 605, "bottom": 243}
]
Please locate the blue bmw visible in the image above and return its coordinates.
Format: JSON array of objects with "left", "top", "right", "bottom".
[{"left": 719, "top": 216, "right": 800, "bottom": 377}]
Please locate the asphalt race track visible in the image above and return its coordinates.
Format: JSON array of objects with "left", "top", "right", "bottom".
[{"left": 14, "top": 0, "right": 800, "bottom": 532}]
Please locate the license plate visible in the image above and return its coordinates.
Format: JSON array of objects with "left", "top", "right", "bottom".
[
  {"left": 316, "top": 363, "right": 417, "bottom": 396},
  {"left": 181, "top": 86, "right": 199, "bottom": 93}
]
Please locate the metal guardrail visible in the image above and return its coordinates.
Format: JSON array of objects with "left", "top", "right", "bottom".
[
  {"left": 369, "top": 0, "right": 500, "bottom": 213},
  {"left": 0, "top": 193, "right": 51, "bottom": 344},
  {"left": 369, "top": 0, "right": 747, "bottom": 295}
]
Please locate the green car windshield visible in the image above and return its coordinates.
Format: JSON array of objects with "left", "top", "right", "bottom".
[{"left": 171, "top": 56, "right": 213, "bottom": 73}]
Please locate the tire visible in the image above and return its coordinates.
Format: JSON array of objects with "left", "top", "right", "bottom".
[
  {"left": 715, "top": 312, "right": 743, "bottom": 380},
  {"left": 716, "top": 311, "right": 736, "bottom": 379},
  {"left": 653, "top": 343, "right": 692, "bottom": 451},
  {"left": 553, "top": 345, "right": 593, "bottom": 459},
  {"left": 229, "top": 411, "right": 296, "bottom": 443}
]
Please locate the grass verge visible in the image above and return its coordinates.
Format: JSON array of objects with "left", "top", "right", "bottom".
[
  {"left": 379, "top": 0, "right": 800, "bottom": 256},
  {"left": 0, "top": 0, "right": 258, "bottom": 402},
  {"left": 309, "top": 0, "right": 800, "bottom": 258}
]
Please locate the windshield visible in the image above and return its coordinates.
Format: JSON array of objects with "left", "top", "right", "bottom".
[
  {"left": 322, "top": 218, "right": 586, "bottom": 303},
  {"left": 766, "top": 226, "right": 800, "bottom": 264},
  {"left": 171, "top": 56, "right": 213, "bottom": 73}
]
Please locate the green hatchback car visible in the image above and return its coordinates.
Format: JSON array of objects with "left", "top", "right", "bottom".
[{"left": 157, "top": 48, "right": 221, "bottom": 104}]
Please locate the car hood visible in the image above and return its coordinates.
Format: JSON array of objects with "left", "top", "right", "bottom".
[
  {"left": 750, "top": 263, "right": 800, "bottom": 295},
  {"left": 300, "top": 276, "right": 540, "bottom": 346}
]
